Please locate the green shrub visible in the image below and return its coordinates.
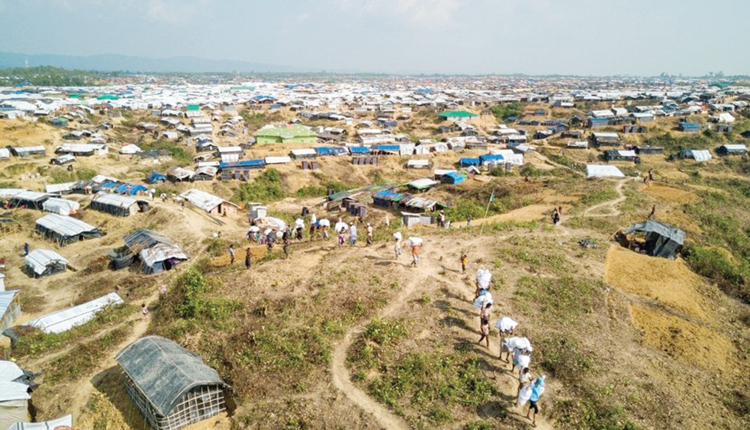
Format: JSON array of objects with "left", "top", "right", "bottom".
[
  {"left": 174, "top": 267, "right": 211, "bottom": 319},
  {"left": 234, "top": 168, "right": 286, "bottom": 203},
  {"left": 683, "top": 245, "right": 749, "bottom": 302},
  {"left": 363, "top": 318, "right": 409, "bottom": 345}
]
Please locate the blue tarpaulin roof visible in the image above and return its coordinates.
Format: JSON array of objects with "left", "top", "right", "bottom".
[
  {"left": 373, "top": 189, "right": 404, "bottom": 202},
  {"left": 375, "top": 145, "right": 400, "bottom": 152},
  {"left": 220, "top": 159, "right": 265, "bottom": 168},
  {"left": 349, "top": 146, "right": 370, "bottom": 154},
  {"left": 128, "top": 185, "right": 148, "bottom": 195},
  {"left": 443, "top": 172, "right": 466, "bottom": 183},
  {"left": 100, "top": 181, "right": 118, "bottom": 189},
  {"left": 479, "top": 154, "right": 505, "bottom": 163},
  {"left": 147, "top": 172, "right": 167, "bottom": 183},
  {"left": 316, "top": 147, "right": 347, "bottom": 156},
  {"left": 459, "top": 157, "right": 480, "bottom": 166}
]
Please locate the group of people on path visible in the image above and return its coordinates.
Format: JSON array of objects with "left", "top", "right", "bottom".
[{"left": 474, "top": 269, "right": 546, "bottom": 427}]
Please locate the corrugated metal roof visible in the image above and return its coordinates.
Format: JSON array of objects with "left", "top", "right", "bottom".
[
  {"left": 290, "top": 148, "right": 317, "bottom": 156},
  {"left": 689, "top": 149, "right": 712, "bottom": 162},
  {"left": 216, "top": 146, "right": 242, "bottom": 153},
  {"left": 92, "top": 192, "right": 137, "bottom": 209},
  {"left": 44, "top": 182, "right": 76, "bottom": 194},
  {"left": 139, "top": 243, "right": 189, "bottom": 267},
  {"left": 25, "top": 249, "right": 68, "bottom": 276},
  {"left": 36, "top": 213, "right": 99, "bottom": 237},
  {"left": 179, "top": 189, "right": 224, "bottom": 212},
  {"left": 26, "top": 292, "right": 123, "bottom": 334},
  {"left": 625, "top": 220, "right": 685, "bottom": 245},
  {"left": 116, "top": 336, "right": 228, "bottom": 416},
  {"left": 586, "top": 165, "right": 625, "bottom": 178},
  {"left": 13, "top": 191, "right": 49, "bottom": 202}
]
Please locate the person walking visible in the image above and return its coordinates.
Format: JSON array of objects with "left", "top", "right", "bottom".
[
  {"left": 515, "top": 368, "right": 532, "bottom": 404},
  {"left": 438, "top": 210, "right": 446, "bottom": 228},
  {"left": 141, "top": 303, "right": 149, "bottom": 319},
  {"left": 349, "top": 222, "right": 357, "bottom": 246},
  {"left": 411, "top": 243, "right": 421, "bottom": 267},
  {"left": 229, "top": 244, "right": 235, "bottom": 265},
  {"left": 283, "top": 237, "right": 291, "bottom": 260},
  {"left": 23, "top": 243, "right": 29, "bottom": 256},
  {"left": 460, "top": 253, "right": 468, "bottom": 273},
  {"left": 245, "top": 247, "right": 252, "bottom": 270},
  {"left": 366, "top": 223, "right": 373, "bottom": 246},
  {"left": 466, "top": 215, "right": 472, "bottom": 228},
  {"left": 648, "top": 204, "right": 656, "bottom": 220},
  {"left": 496, "top": 317, "right": 518, "bottom": 362},
  {"left": 477, "top": 302, "right": 492, "bottom": 348},
  {"left": 526, "top": 376, "right": 546, "bottom": 427},
  {"left": 394, "top": 232, "right": 402, "bottom": 259}
]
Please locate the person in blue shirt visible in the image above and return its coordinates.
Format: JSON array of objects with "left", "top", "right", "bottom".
[{"left": 527, "top": 375, "right": 546, "bottom": 427}]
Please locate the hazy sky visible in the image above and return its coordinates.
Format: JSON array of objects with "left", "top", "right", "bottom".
[{"left": 0, "top": 0, "right": 747, "bottom": 75}]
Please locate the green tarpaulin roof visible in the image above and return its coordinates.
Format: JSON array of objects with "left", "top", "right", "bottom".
[{"left": 438, "top": 110, "right": 477, "bottom": 118}]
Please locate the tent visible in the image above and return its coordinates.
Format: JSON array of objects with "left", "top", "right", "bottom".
[
  {"left": 26, "top": 292, "right": 123, "bottom": 334},
  {"left": 0, "top": 290, "right": 21, "bottom": 333},
  {"left": 25, "top": 249, "right": 69, "bottom": 277},
  {"left": 6, "top": 415, "right": 73, "bottom": 430},
  {"left": 42, "top": 197, "right": 80, "bottom": 215},
  {"left": 36, "top": 214, "right": 103, "bottom": 246},
  {"left": 586, "top": 165, "right": 625, "bottom": 178},
  {"left": 624, "top": 220, "right": 685, "bottom": 259},
  {"left": 0, "top": 382, "right": 31, "bottom": 430}
]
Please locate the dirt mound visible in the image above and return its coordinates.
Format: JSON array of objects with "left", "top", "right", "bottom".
[
  {"left": 629, "top": 305, "right": 734, "bottom": 372},
  {"left": 605, "top": 246, "right": 709, "bottom": 320},
  {"left": 640, "top": 183, "right": 698, "bottom": 203}
]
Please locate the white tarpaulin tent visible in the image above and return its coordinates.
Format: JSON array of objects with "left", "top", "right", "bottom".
[
  {"left": 0, "top": 382, "right": 31, "bottom": 430},
  {"left": 586, "top": 165, "right": 625, "bottom": 178},
  {"left": 42, "top": 197, "right": 80, "bottom": 215},
  {"left": 6, "top": 415, "right": 73, "bottom": 430},
  {"left": 25, "top": 292, "right": 123, "bottom": 334},
  {"left": 0, "top": 361, "right": 25, "bottom": 382}
]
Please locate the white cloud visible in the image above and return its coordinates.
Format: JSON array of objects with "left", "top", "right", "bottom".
[{"left": 298, "top": 12, "right": 310, "bottom": 22}]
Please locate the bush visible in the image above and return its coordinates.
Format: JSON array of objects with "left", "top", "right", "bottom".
[
  {"left": 174, "top": 267, "right": 211, "bottom": 319},
  {"left": 234, "top": 168, "right": 286, "bottom": 203},
  {"left": 683, "top": 245, "right": 749, "bottom": 302},
  {"left": 295, "top": 181, "right": 352, "bottom": 198},
  {"left": 139, "top": 141, "right": 192, "bottom": 165},
  {"left": 490, "top": 102, "right": 523, "bottom": 121}
]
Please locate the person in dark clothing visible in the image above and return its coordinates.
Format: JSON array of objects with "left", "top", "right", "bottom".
[
  {"left": 648, "top": 205, "right": 656, "bottom": 220},
  {"left": 245, "top": 247, "right": 252, "bottom": 270}
]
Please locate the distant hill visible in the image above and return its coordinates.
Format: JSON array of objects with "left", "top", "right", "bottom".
[{"left": 0, "top": 52, "right": 307, "bottom": 74}]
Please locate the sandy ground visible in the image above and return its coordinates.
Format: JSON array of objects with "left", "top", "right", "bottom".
[{"left": 605, "top": 246, "right": 710, "bottom": 320}]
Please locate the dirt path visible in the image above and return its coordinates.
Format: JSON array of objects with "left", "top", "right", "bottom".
[
  {"left": 582, "top": 178, "right": 629, "bottom": 218},
  {"left": 331, "top": 236, "right": 556, "bottom": 429}
]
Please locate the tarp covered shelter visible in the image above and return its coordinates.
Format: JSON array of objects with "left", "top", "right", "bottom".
[
  {"left": 116, "top": 336, "right": 228, "bottom": 430},
  {"left": 0, "top": 382, "right": 31, "bottom": 430},
  {"left": 0, "top": 290, "right": 21, "bottom": 333},
  {"left": 6, "top": 415, "right": 73, "bottom": 430},
  {"left": 111, "top": 230, "right": 188, "bottom": 273},
  {"left": 42, "top": 197, "right": 80, "bottom": 215},
  {"left": 586, "top": 165, "right": 625, "bottom": 178},
  {"left": 26, "top": 292, "right": 123, "bottom": 334},
  {"left": 25, "top": 249, "right": 68, "bottom": 277},
  {"left": 36, "top": 214, "right": 103, "bottom": 246},
  {"left": 624, "top": 220, "right": 685, "bottom": 259},
  {"left": 91, "top": 192, "right": 142, "bottom": 216}
]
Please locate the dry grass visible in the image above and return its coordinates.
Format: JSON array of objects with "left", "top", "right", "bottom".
[
  {"left": 629, "top": 305, "right": 735, "bottom": 371},
  {"left": 605, "top": 246, "right": 710, "bottom": 320},
  {"left": 639, "top": 183, "right": 698, "bottom": 204}
]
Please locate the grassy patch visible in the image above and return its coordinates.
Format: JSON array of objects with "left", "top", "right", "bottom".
[
  {"left": 233, "top": 168, "right": 286, "bottom": 203},
  {"left": 44, "top": 325, "right": 131, "bottom": 384},
  {"left": 139, "top": 140, "right": 192, "bottom": 165}
]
